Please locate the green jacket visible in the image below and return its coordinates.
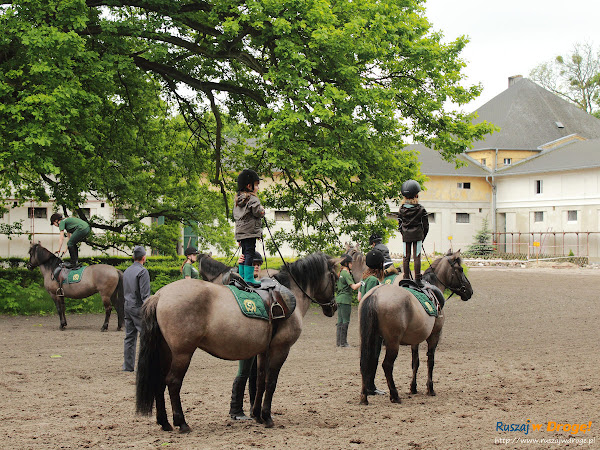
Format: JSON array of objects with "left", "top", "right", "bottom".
[
  {"left": 182, "top": 262, "right": 199, "bottom": 279},
  {"left": 359, "top": 275, "right": 379, "bottom": 298},
  {"left": 59, "top": 217, "right": 90, "bottom": 234},
  {"left": 335, "top": 269, "right": 355, "bottom": 305}
]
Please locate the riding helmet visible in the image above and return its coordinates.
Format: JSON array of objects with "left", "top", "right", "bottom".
[
  {"left": 365, "top": 249, "right": 384, "bottom": 270},
  {"left": 50, "top": 213, "right": 63, "bottom": 225},
  {"left": 253, "top": 251, "right": 264, "bottom": 266},
  {"left": 368, "top": 233, "right": 382, "bottom": 245},
  {"left": 184, "top": 246, "right": 199, "bottom": 256},
  {"left": 237, "top": 169, "right": 261, "bottom": 192},
  {"left": 340, "top": 253, "right": 352, "bottom": 267},
  {"left": 401, "top": 179, "right": 421, "bottom": 199}
]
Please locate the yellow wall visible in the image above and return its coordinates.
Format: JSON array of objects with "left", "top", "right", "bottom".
[
  {"left": 421, "top": 176, "right": 491, "bottom": 202},
  {"left": 468, "top": 149, "right": 540, "bottom": 169}
]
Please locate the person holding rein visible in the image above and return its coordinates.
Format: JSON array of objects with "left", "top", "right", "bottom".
[
  {"left": 50, "top": 213, "right": 91, "bottom": 269},
  {"left": 335, "top": 253, "right": 361, "bottom": 347}
]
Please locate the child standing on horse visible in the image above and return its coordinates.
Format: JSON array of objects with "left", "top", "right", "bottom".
[
  {"left": 233, "top": 169, "right": 265, "bottom": 287},
  {"left": 50, "top": 213, "right": 91, "bottom": 268},
  {"left": 398, "top": 179, "right": 429, "bottom": 287}
]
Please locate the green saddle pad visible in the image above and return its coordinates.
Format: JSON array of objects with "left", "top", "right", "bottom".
[
  {"left": 67, "top": 266, "right": 86, "bottom": 284},
  {"left": 383, "top": 274, "right": 398, "bottom": 285},
  {"left": 403, "top": 287, "right": 438, "bottom": 317},
  {"left": 227, "top": 286, "right": 269, "bottom": 320}
]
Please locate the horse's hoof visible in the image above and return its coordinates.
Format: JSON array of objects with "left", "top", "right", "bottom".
[
  {"left": 428, "top": 390, "right": 436, "bottom": 396},
  {"left": 264, "top": 418, "right": 274, "bottom": 428},
  {"left": 410, "top": 387, "right": 418, "bottom": 395},
  {"left": 390, "top": 397, "right": 402, "bottom": 404},
  {"left": 253, "top": 415, "right": 264, "bottom": 424},
  {"left": 161, "top": 423, "right": 173, "bottom": 431},
  {"left": 101, "top": 327, "right": 108, "bottom": 332},
  {"left": 178, "top": 424, "right": 191, "bottom": 433},
  {"left": 359, "top": 396, "right": 369, "bottom": 406}
]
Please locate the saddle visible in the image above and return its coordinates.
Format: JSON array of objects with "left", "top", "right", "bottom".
[
  {"left": 226, "top": 272, "right": 296, "bottom": 320},
  {"left": 398, "top": 279, "right": 445, "bottom": 314},
  {"left": 52, "top": 264, "right": 85, "bottom": 290}
]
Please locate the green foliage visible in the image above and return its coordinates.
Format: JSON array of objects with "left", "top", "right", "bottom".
[
  {"left": 1, "top": 0, "right": 495, "bottom": 256},
  {"left": 466, "top": 217, "right": 495, "bottom": 256}
]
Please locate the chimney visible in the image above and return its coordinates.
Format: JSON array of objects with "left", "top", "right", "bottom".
[{"left": 508, "top": 75, "right": 523, "bottom": 87}]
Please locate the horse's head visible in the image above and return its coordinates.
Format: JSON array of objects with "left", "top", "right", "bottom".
[
  {"left": 442, "top": 249, "right": 473, "bottom": 301},
  {"left": 27, "top": 242, "right": 53, "bottom": 270},
  {"left": 346, "top": 243, "right": 366, "bottom": 283},
  {"left": 197, "top": 252, "right": 230, "bottom": 282}
]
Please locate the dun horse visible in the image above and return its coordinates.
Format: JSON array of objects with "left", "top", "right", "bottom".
[
  {"left": 136, "top": 252, "right": 338, "bottom": 432},
  {"left": 359, "top": 250, "right": 472, "bottom": 405},
  {"left": 27, "top": 243, "right": 124, "bottom": 331},
  {"left": 197, "top": 253, "right": 277, "bottom": 284}
]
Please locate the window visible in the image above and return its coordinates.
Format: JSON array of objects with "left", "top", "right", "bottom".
[
  {"left": 275, "top": 211, "right": 290, "bottom": 221},
  {"left": 457, "top": 182, "right": 471, "bottom": 189},
  {"left": 503, "top": 158, "right": 512, "bottom": 165},
  {"left": 114, "top": 208, "right": 128, "bottom": 219},
  {"left": 28, "top": 207, "right": 47, "bottom": 219},
  {"left": 428, "top": 212, "right": 436, "bottom": 224},
  {"left": 481, "top": 158, "right": 486, "bottom": 166},
  {"left": 456, "top": 213, "right": 470, "bottom": 224},
  {"left": 567, "top": 210, "right": 578, "bottom": 222},
  {"left": 535, "top": 180, "right": 543, "bottom": 194},
  {"left": 534, "top": 211, "right": 544, "bottom": 222}
]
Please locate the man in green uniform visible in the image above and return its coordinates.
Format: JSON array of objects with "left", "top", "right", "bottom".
[{"left": 50, "top": 213, "right": 91, "bottom": 268}]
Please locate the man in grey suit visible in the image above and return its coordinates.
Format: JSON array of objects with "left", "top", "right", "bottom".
[{"left": 122, "top": 246, "right": 151, "bottom": 372}]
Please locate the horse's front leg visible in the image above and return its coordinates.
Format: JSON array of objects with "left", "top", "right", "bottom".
[
  {"left": 381, "top": 342, "right": 400, "bottom": 403},
  {"left": 100, "top": 295, "right": 111, "bottom": 332},
  {"left": 252, "top": 353, "right": 267, "bottom": 423},
  {"left": 260, "top": 348, "right": 290, "bottom": 428},
  {"left": 410, "top": 344, "right": 419, "bottom": 394},
  {"left": 53, "top": 294, "right": 67, "bottom": 330},
  {"left": 426, "top": 331, "right": 442, "bottom": 396}
]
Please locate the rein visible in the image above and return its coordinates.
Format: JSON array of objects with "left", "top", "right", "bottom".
[
  {"left": 27, "top": 247, "right": 57, "bottom": 270},
  {"left": 262, "top": 218, "right": 336, "bottom": 309}
]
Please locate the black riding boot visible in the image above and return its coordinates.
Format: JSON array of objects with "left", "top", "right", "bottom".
[
  {"left": 66, "top": 246, "right": 79, "bottom": 268},
  {"left": 336, "top": 323, "right": 342, "bottom": 347},
  {"left": 415, "top": 274, "right": 424, "bottom": 288},
  {"left": 229, "top": 376, "right": 251, "bottom": 420},
  {"left": 340, "top": 323, "right": 350, "bottom": 347}
]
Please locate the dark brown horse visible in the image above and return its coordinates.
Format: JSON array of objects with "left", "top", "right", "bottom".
[
  {"left": 27, "top": 243, "right": 124, "bottom": 331},
  {"left": 136, "top": 252, "right": 338, "bottom": 432},
  {"left": 359, "top": 250, "right": 472, "bottom": 405}
]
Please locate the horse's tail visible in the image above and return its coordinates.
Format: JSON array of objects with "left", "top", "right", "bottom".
[
  {"left": 114, "top": 270, "right": 125, "bottom": 330},
  {"left": 359, "top": 293, "right": 380, "bottom": 386},
  {"left": 136, "top": 293, "right": 163, "bottom": 416}
]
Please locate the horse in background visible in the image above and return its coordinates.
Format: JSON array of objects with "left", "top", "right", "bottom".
[
  {"left": 27, "top": 243, "right": 124, "bottom": 331},
  {"left": 136, "top": 252, "right": 338, "bottom": 432},
  {"left": 359, "top": 250, "right": 472, "bottom": 405}
]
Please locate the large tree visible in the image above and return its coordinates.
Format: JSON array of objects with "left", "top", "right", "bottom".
[
  {"left": 530, "top": 42, "right": 600, "bottom": 117},
  {"left": 1, "top": 0, "right": 494, "bottom": 254}
]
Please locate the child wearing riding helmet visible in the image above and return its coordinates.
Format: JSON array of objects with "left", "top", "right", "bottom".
[
  {"left": 181, "top": 246, "right": 200, "bottom": 279},
  {"left": 233, "top": 169, "right": 265, "bottom": 287},
  {"left": 368, "top": 232, "right": 398, "bottom": 277},
  {"left": 398, "top": 179, "right": 429, "bottom": 287},
  {"left": 335, "top": 253, "right": 361, "bottom": 348},
  {"left": 358, "top": 249, "right": 385, "bottom": 302}
]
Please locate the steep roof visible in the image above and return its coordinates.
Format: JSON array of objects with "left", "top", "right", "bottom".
[
  {"left": 469, "top": 77, "right": 600, "bottom": 150},
  {"left": 407, "top": 144, "right": 490, "bottom": 177},
  {"left": 497, "top": 138, "right": 600, "bottom": 176}
]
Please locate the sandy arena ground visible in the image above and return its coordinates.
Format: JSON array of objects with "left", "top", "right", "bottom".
[{"left": 1, "top": 267, "right": 598, "bottom": 449}]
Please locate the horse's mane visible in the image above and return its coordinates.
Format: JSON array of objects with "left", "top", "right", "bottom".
[
  {"left": 423, "top": 250, "right": 462, "bottom": 276},
  {"left": 197, "top": 254, "right": 231, "bottom": 279},
  {"left": 274, "top": 252, "right": 333, "bottom": 290},
  {"left": 29, "top": 243, "right": 61, "bottom": 271}
]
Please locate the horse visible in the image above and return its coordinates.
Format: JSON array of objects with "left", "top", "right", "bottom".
[
  {"left": 27, "top": 243, "right": 124, "bottom": 331},
  {"left": 136, "top": 252, "right": 338, "bottom": 432},
  {"left": 358, "top": 249, "right": 472, "bottom": 405},
  {"left": 197, "top": 252, "right": 277, "bottom": 284}
]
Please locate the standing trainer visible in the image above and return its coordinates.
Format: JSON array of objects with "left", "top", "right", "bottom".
[{"left": 122, "top": 246, "right": 151, "bottom": 372}]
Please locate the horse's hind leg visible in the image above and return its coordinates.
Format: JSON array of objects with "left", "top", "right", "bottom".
[
  {"left": 381, "top": 343, "right": 401, "bottom": 403},
  {"left": 155, "top": 383, "right": 172, "bottom": 431},
  {"left": 252, "top": 353, "right": 267, "bottom": 423},
  {"left": 410, "top": 344, "right": 419, "bottom": 394},
  {"left": 426, "top": 332, "right": 442, "bottom": 396},
  {"left": 53, "top": 295, "right": 67, "bottom": 330},
  {"left": 259, "top": 348, "right": 290, "bottom": 428},
  {"left": 100, "top": 295, "right": 111, "bottom": 332},
  {"left": 166, "top": 353, "right": 193, "bottom": 433}
]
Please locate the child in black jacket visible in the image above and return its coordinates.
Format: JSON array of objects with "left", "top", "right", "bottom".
[{"left": 398, "top": 180, "right": 429, "bottom": 286}]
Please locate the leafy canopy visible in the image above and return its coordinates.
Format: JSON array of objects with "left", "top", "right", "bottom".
[{"left": 0, "top": 0, "right": 495, "bottom": 255}]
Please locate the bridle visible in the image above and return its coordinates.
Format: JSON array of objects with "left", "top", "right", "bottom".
[
  {"left": 428, "top": 256, "right": 470, "bottom": 300},
  {"left": 27, "top": 246, "right": 55, "bottom": 270}
]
